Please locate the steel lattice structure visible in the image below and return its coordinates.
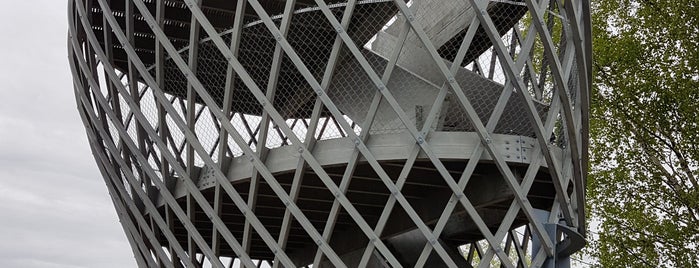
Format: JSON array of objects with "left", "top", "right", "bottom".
[{"left": 69, "top": 0, "right": 591, "bottom": 267}]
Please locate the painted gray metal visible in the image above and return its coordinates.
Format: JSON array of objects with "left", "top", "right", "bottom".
[{"left": 69, "top": 0, "right": 590, "bottom": 267}]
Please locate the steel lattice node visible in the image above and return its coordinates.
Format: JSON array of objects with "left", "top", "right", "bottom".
[{"left": 69, "top": 0, "right": 590, "bottom": 267}]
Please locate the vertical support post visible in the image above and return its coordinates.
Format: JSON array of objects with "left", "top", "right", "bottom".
[
  {"left": 184, "top": 0, "right": 203, "bottom": 263},
  {"left": 531, "top": 209, "right": 559, "bottom": 268}
]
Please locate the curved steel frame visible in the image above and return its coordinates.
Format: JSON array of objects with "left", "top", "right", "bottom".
[{"left": 69, "top": 0, "right": 590, "bottom": 267}]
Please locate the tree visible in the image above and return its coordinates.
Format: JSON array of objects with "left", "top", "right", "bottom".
[{"left": 588, "top": 0, "right": 699, "bottom": 266}]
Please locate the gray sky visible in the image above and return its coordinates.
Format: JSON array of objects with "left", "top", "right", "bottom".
[{"left": 0, "top": 1, "right": 136, "bottom": 267}]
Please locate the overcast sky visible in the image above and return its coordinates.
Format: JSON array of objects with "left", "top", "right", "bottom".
[{"left": 0, "top": 1, "right": 136, "bottom": 267}]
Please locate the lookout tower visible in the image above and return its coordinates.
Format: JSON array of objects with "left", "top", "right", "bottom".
[{"left": 69, "top": 0, "right": 590, "bottom": 267}]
